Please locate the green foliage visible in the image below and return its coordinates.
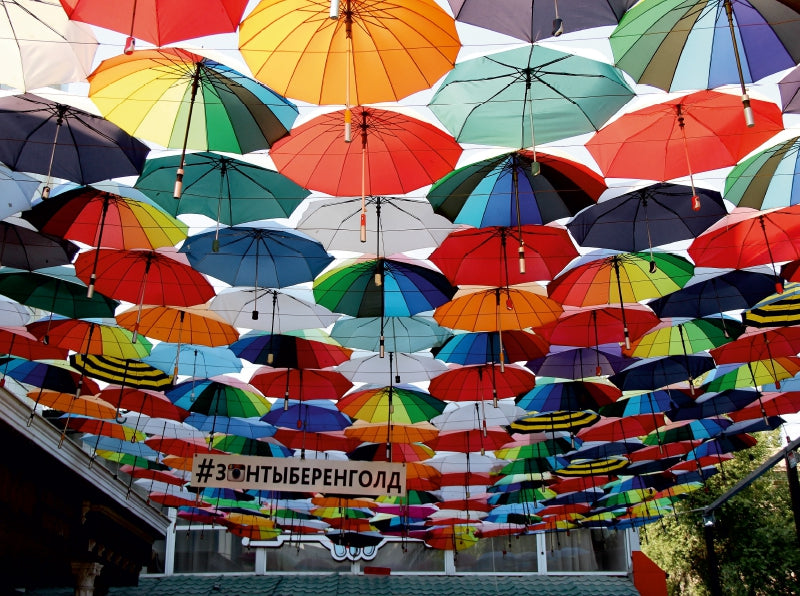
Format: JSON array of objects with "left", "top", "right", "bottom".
[{"left": 641, "top": 431, "right": 800, "bottom": 595}]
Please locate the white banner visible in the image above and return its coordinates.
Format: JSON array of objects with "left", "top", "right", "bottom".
[{"left": 191, "top": 453, "right": 407, "bottom": 496}]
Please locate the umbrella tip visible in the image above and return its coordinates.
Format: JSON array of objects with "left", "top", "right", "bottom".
[{"left": 552, "top": 18, "right": 563, "bottom": 37}]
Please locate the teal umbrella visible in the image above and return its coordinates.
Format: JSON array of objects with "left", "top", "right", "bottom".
[
  {"left": 331, "top": 315, "right": 452, "bottom": 354},
  {"left": 134, "top": 151, "right": 310, "bottom": 226},
  {"left": 428, "top": 44, "right": 634, "bottom": 156},
  {"left": 724, "top": 136, "right": 800, "bottom": 210}
]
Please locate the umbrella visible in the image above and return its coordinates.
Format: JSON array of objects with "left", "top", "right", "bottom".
[
  {"left": 701, "top": 357, "right": 800, "bottom": 392},
  {"left": 211, "top": 435, "right": 289, "bottom": 457},
  {"left": 262, "top": 399, "right": 351, "bottom": 432},
  {"left": 27, "top": 318, "right": 152, "bottom": 360},
  {"left": 116, "top": 304, "right": 238, "bottom": 348},
  {"left": 710, "top": 326, "right": 800, "bottom": 366},
  {"left": 167, "top": 376, "right": 271, "bottom": 418},
  {"left": 88, "top": 48, "right": 298, "bottom": 196},
  {"left": 625, "top": 317, "right": 743, "bottom": 359},
  {"left": 0, "top": 220, "right": 77, "bottom": 270},
  {"left": 667, "top": 388, "right": 759, "bottom": 421},
  {"left": 555, "top": 456, "right": 629, "bottom": 477},
  {"left": 134, "top": 151, "right": 309, "bottom": 228},
  {"left": 729, "top": 391, "right": 800, "bottom": 423},
  {"left": 231, "top": 331, "right": 351, "bottom": 368},
  {"left": 609, "top": 354, "right": 717, "bottom": 393},
  {"left": 102, "top": 390, "right": 188, "bottom": 421},
  {"left": 270, "top": 106, "right": 462, "bottom": 236},
  {"left": 428, "top": 44, "right": 634, "bottom": 154},
  {"left": 209, "top": 287, "right": 339, "bottom": 331},
  {"left": 515, "top": 380, "right": 621, "bottom": 413},
  {"left": 0, "top": 164, "right": 39, "bottom": 219},
  {"left": 610, "top": 0, "right": 800, "bottom": 113},
  {"left": 296, "top": 195, "right": 456, "bottom": 255},
  {"left": 0, "top": 356, "right": 99, "bottom": 394},
  {"left": 187, "top": 414, "right": 277, "bottom": 440},
  {"left": 60, "top": 0, "right": 248, "bottom": 49},
  {"left": 575, "top": 415, "right": 664, "bottom": 443},
  {"left": 527, "top": 346, "right": 635, "bottom": 380},
  {"left": 433, "top": 287, "right": 563, "bottom": 333},
  {"left": 642, "top": 418, "right": 733, "bottom": 446},
  {"left": 0, "top": 295, "right": 31, "bottom": 327},
  {"left": 238, "top": 0, "right": 460, "bottom": 106},
  {"left": 0, "top": 266, "right": 118, "bottom": 319},
  {"left": 28, "top": 389, "right": 116, "bottom": 419},
  {"left": 73, "top": 248, "right": 215, "bottom": 310},
  {"left": 427, "top": 150, "right": 606, "bottom": 228},
  {"left": 0, "top": 326, "right": 68, "bottom": 360},
  {"left": 1, "top": 0, "right": 97, "bottom": 91},
  {"left": 313, "top": 257, "right": 457, "bottom": 318},
  {"left": 335, "top": 351, "right": 448, "bottom": 385},
  {"left": 534, "top": 304, "right": 660, "bottom": 348},
  {"left": 180, "top": 224, "right": 333, "bottom": 289},
  {"left": 338, "top": 385, "right": 445, "bottom": 424},
  {"left": 723, "top": 136, "right": 800, "bottom": 210},
  {"left": 430, "top": 225, "right": 578, "bottom": 287},
  {"left": 144, "top": 343, "right": 242, "bottom": 380},
  {"left": 585, "top": 90, "right": 784, "bottom": 187},
  {"left": 445, "top": 0, "right": 636, "bottom": 42},
  {"left": 249, "top": 367, "right": 352, "bottom": 406},
  {"left": 688, "top": 206, "right": 800, "bottom": 282},
  {"left": 429, "top": 364, "right": 537, "bottom": 407},
  {"left": 0, "top": 93, "right": 149, "bottom": 195},
  {"left": 779, "top": 65, "right": 800, "bottom": 114},
  {"left": 432, "top": 400, "right": 526, "bottom": 431},
  {"left": 433, "top": 330, "right": 550, "bottom": 367},
  {"left": 330, "top": 315, "right": 452, "bottom": 354},
  {"left": 646, "top": 269, "right": 779, "bottom": 321},
  {"left": 743, "top": 282, "right": 800, "bottom": 327},
  {"left": 599, "top": 389, "right": 691, "bottom": 418},
  {"left": 567, "top": 183, "right": 728, "bottom": 253},
  {"left": 21, "top": 186, "right": 186, "bottom": 252},
  {"left": 69, "top": 353, "right": 172, "bottom": 391}
]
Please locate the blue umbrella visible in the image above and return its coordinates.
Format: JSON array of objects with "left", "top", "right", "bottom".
[
  {"left": 599, "top": 390, "right": 691, "bottom": 418},
  {"left": 180, "top": 223, "right": 333, "bottom": 288},
  {"left": 516, "top": 380, "right": 621, "bottom": 413},
  {"left": 433, "top": 330, "right": 549, "bottom": 366},
  {"left": 331, "top": 315, "right": 452, "bottom": 354},
  {"left": 183, "top": 413, "right": 276, "bottom": 439},
  {"left": 144, "top": 343, "right": 243, "bottom": 379},
  {"left": 262, "top": 399, "right": 352, "bottom": 432},
  {"left": 83, "top": 435, "right": 160, "bottom": 459}
]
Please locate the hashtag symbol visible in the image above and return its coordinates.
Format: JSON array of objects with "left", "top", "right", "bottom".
[{"left": 195, "top": 457, "right": 214, "bottom": 483}]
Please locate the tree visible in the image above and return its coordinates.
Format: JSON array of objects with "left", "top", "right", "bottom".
[{"left": 641, "top": 431, "right": 800, "bottom": 595}]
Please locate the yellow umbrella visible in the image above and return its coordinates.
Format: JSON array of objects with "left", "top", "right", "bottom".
[{"left": 238, "top": 0, "right": 460, "bottom": 109}]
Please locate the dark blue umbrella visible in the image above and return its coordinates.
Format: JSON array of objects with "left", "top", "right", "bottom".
[
  {"left": 180, "top": 224, "right": 333, "bottom": 288},
  {"left": 0, "top": 93, "right": 149, "bottom": 194},
  {"left": 527, "top": 344, "right": 636, "bottom": 379},
  {"left": 609, "top": 354, "right": 717, "bottom": 393},
  {"left": 599, "top": 389, "right": 691, "bottom": 418},
  {"left": 567, "top": 183, "right": 728, "bottom": 252},
  {"left": 646, "top": 270, "right": 778, "bottom": 320},
  {"left": 261, "top": 399, "right": 352, "bottom": 432},
  {"left": 565, "top": 439, "right": 645, "bottom": 461},
  {"left": 667, "top": 389, "right": 760, "bottom": 421}
]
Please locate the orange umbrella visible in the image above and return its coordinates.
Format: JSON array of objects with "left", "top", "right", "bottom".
[
  {"left": 344, "top": 420, "right": 439, "bottom": 445},
  {"left": 28, "top": 389, "right": 116, "bottom": 419},
  {"left": 116, "top": 304, "right": 239, "bottom": 347}
]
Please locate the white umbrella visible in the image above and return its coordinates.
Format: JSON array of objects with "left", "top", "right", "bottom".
[
  {"left": 336, "top": 351, "right": 448, "bottom": 384},
  {"left": 296, "top": 195, "right": 457, "bottom": 254},
  {"left": 209, "top": 287, "right": 340, "bottom": 332},
  {"left": 431, "top": 399, "right": 526, "bottom": 431},
  {"left": 0, "top": 0, "right": 97, "bottom": 91}
]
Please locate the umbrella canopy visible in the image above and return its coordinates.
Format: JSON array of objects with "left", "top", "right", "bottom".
[
  {"left": 432, "top": 400, "right": 526, "bottom": 431},
  {"left": 28, "top": 319, "right": 152, "bottom": 362},
  {"left": 313, "top": 258, "right": 457, "bottom": 318},
  {"left": 730, "top": 391, "right": 800, "bottom": 423},
  {"left": 180, "top": 224, "right": 333, "bottom": 289},
  {"left": 567, "top": 183, "right": 728, "bottom": 252},
  {"left": 0, "top": 93, "right": 150, "bottom": 188},
  {"left": 59, "top": 0, "right": 248, "bottom": 47},
  {"left": 30, "top": 390, "right": 117, "bottom": 419},
  {"left": 270, "top": 106, "right": 463, "bottom": 198},
  {"left": 527, "top": 345, "right": 636, "bottom": 380},
  {"left": 263, "top": 399, "right": 351, "bottom": 432},
  {"left": 22, "top": 186, "right": 187, "bottom": 251},
  {"left": 249, "top": 367, "right": 352, "bottom": 402},
  {"left": 427, "top": 150, "right": 606, "bottom": 228},
  {"left": 742, "top": 282, "right": 800, "bottom": 328},
  {"left": 0, "top": 221, "right": 78, "bottom": 270},
  {"left": 115, "top": 304, "right": 239, "bottom": 347},
  {"left": 625, "top": 317, "right": 743, "bottom": 358},
  {"left": 599, "top": 389, "right": 690, "bottom": 418},
  {"left": 667, "top": 388, "right": 759, "bottom": 421},
  {"left": 0, "top": 356, "right": 99, "bottom": 394},
  {"left": 710, "top": 326, "right": 800, "bottom": 365},
  {"left": 296, "top": 195, "right": 457, "bottom": 255},
  {"left": 610, "top": 0, "right": 800, "bottom": 92},
  {"left": 0, "top": 326, "right": 69, "bottom": 360},
  {"left": 723, "top": 136, "right": 800, "bottom": 210},
  {"left": 534, "top": 304, "right": 660, "bottom": 348},
  {"left": 609, "top": 354, "right": 718, "bottom": 393},
  {"left": 134, "top": 151, "right": 310, "bottom": 226},
  {"left": 446, "top": 0, "right": 636, "bottom": 42},
  {"left": 167, "top": 376, "right": 271, "bottom": 418},
  {"left": 433, "top": 330, "right": 550, "bottom": 367},
  {"left": 336, "top": 351, "right": 448, "bottom": 385},
  {"left": 0, "top": 266, "right": 118, "bottom": 319},
  {"left": 144, "top": 343, "right": 243, "bottom": 379},
  {"left": 338, "top": 385, "right": 446, "bottom": 424},
  {"left": 0, "top": 164, "right": 40, "bottom": 220},
  {"left": 643, "top": 417, "right": 733, "bottom": 446},
  {"left": 428, "top": 44, "right": 634, "bottom": 150},
  {"left": 702, "top": 357, "right": 800, "bottom": 392},
  {"left": 430, "top": 225, "right": 578, "bottom": 287},
  {"left": 429, "top": 364, "right": 537, "bottom": 405},
  {"left": 1, "top": 0, "right": 97, "bottom": 92},
  {"left": 210, "top": 288, "right": 339, "bottom": 334},
  {"left": 88, "top": 48, "right": 298, "bottom": 155},
  {"left": 586, "top": 90, "right": 784, "bottom": 182},
  {"left": 238, "top": 0, "right": 460, "bottom": 105},
  {"left": 73, "top": 248, "right": 215, "bottom": 307},
  {"left": 780, "top": 65, "right": 800, "bottom": 114},
  {"left": 102, "top": 388, "right": 189, "bottom": 421},
  {"left": 231, "top": 331, "right": 352, "bottom": 369},
  {"left": 331, "top": 315, "right": 452, "bottom": 354},
  {"left": 515, "top": 380, "right": 621, "bottom": 413}
]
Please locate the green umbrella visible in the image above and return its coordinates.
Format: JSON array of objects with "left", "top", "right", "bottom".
[
  {"left": 723, "top": 136, "right": 800, "bottom": 210},
  {"left": 0, "top": 266, "right": 118, "bottom": 318},
  {"left": 626, "top": 317, "right": 744, "bottom": 358},
  {"left": 134, "top": 151, "right": 310, "bottom": 226},
  {"left": 428, "top": 44, "right": 634, "bottom": 158},
  {"left": 498, "top": 457, "right": 556, "bottom": 476},
  {"left": 337, "top": 385, "right": 446, "bottom": 424},
  {"left": 701, "top": 358, "right": 800, "bottom": 392}
]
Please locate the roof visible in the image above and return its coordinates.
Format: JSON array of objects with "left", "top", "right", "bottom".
[{"left": 31, "top": 573, "right": 640, "bottom": 596}]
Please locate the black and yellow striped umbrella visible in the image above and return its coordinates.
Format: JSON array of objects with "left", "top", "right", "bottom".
[
  {"left": 70, "top": 353, "right": 172, "bottom": 390},
  {"left": 555, "top": 456, "right": 629, "bottom": 477},
  {"left": 507, "top": 410, "right": 600, "bottom": 434},
  {"left": 743, "top": 282, "right": 800, "bottom": 327}
]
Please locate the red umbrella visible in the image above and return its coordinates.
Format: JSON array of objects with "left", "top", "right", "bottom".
[
  {"left": 60, "top": 0, "right": 249, "bottom": 51},
  {"left": 710, "top": 326, "right": 800, "bottom": 366},
  {"left": 575, "top": 414, "right": 665, "bottom": 443},
  {"left": 119, "top": 464, "right": 187, "bottom": 487},
  {"left": 0, "top": 327, "right": 68, "bottom": 361},
  {"left": 98, "top": 386, "right": 189, "bottom": 421},
  {"left": 74, "top": 247, "right": 214, "bottom": 306},
  {"left": 547, "top": 477, "right": 610, "bottom": 495},
  {"left": 144, "top": 435, "right": 225, "bottom": 458},
  {"left": 270, "top": 106, "right": 462, "bottom": 240},
  {"left": 627, "top": 440, "right": 699, "bottom": 462},
  {"left": 249, "top": 367, "right": 353, "bottom": 407},
  {"left": 272, "top": 428, "right": 360, "bottom": 454},
  {"left": 429, "top": 363, "right": 537, "bottom": 407},
  {"left": 729, "top": 391, "right": 800, "bottom": 423},
  {"left": 430, "top": 427, "right": 511, "bottom": 455},
  {"left": 533, "top": 304, "right": 660, "bottom": 348},
  {"left": 688, "top": 206, "right": 800, "bottom": 289},
  {"left": 429, "top": 224, "right": 578, "bottom": 286},
  {"left": 586, "top": 90, "right": 783, "bottom": 197}
]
